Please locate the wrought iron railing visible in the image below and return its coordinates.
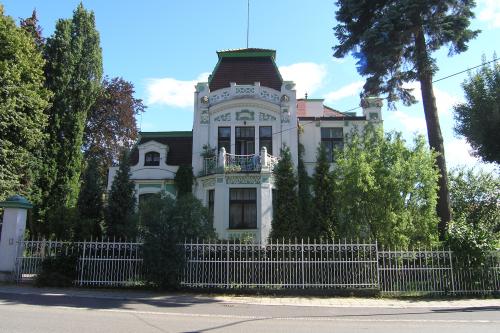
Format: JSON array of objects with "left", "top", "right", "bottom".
[
  {"left": 224, "top": 153, "right": 261, "bottom": 173},
  {"left": 15, "top": 239, "right": 500, "bottom": 294}
]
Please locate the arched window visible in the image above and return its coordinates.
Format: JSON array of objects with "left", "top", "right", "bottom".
[{"left": 144, "top": 151, "right": 160, "bottom": 166}]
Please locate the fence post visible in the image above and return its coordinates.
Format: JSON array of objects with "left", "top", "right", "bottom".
[
  {"left": 449, "top": 249, "right": 455, "bottom": 295},
  {"left": 0, "top": 195, "right": 32, "bottom": 282},
  {"left": 375, "top": 239, "right": 380, "bottom": 291},
  {"left": 301, "top": 239, "right": 305, "bottom": 289},
  {"left": 226, "top": 239, "right": 230, "bottom": 288}
]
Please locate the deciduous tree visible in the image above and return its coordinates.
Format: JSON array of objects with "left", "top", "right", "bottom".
[
  {"left": 0, "top": 5, "right": 51, "bottom": 201},
  {"left": 454, "top": 57, "right": 500, "bottom": 164}
]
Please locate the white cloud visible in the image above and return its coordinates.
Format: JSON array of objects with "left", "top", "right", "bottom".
[
  {"left": 323, "top": 81, "right": 365, "bottom": 103},
  {"left": 390, "top": 110, "right": 427, "bottom": 135},
  {"left": 146, "top": 72, "right": 210, "bottom": 108},
  {"left": 479, "top": 0, "right": 500, "bottom": 28},
  {"left": 402, "top": 81, "right": 460, "bottom": 116},
  {"left": 279, "top": 63, "right": 326, "bottom": 98}
]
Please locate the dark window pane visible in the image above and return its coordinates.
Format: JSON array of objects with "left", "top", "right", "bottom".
[
  {"left": 218, "top": 127, "right": 231, "bottom": 138},
  {"left": 218, "top": 127, "right": 231, "bottom": 153},
  {"left": 229, "top": 188, "right": 257, "bottom": 229},
  {"left": 144, "top": 151, "right": 160, "bottom": 166}
]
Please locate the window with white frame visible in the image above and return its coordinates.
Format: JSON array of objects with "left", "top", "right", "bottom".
[
  {"left": 321, "top": 127, "right": 344, "bottom": 162},
  {"left": 229, "top": 188, "right": 257, "bottom": 229}
]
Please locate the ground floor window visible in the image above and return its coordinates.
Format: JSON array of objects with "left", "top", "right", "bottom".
[
  {"left": 208, "top": 189, "right": 214, "bottom": 224},
  {"left": 229, "top": 188, "right": 257, "bottom": 229}
]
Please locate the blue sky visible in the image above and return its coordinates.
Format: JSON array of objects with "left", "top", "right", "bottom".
[{"left": 3, "top": 0, "right": 499, "bottom": 171}]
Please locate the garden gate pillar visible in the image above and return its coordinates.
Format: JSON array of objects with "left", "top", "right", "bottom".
[{"left": 0, "top": 195, "right": 32, "bottom": 281}]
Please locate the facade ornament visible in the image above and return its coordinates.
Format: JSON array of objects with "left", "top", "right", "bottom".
[
  {"left": 360, "top": 96, "right": 383, "bottom": 108},
  {"left": 214, "top": 112, "right": 231, "bottom": 122},
  {"left": 259, "top": 112, "right": 277, "bottom": 121},
  {"left": 200, "top": 109, "right": 209, "bottom": 124},
  {"left": 280, "top": 94, "right": 290, "bottom": 103},
  {"left": 236, "top": 109, "right": 255, "bottom": 121},
  {"left": 200, "top": 95, "right": 209, "bottom": 104}
]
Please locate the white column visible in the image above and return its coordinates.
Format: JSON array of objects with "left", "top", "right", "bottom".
[{"left": 0, "top": 195, "right": 32, "bottom": 281}]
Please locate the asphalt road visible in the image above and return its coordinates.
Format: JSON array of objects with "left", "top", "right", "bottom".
[{"left": 0, "top": 291, "right": 499, "bottom": 333}]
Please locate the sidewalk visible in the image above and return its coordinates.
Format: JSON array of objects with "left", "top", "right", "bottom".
[{"left": 0, "top": 284, "right": 499, "bottom": 309}]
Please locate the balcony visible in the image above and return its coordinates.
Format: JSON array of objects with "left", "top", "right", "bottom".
[{"left": 203, "top": 147, "right": 280, "bottom": 176}]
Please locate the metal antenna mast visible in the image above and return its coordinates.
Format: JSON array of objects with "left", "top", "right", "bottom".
[{"left": 246, "top": 0, "right": 250, "bottom": 48}]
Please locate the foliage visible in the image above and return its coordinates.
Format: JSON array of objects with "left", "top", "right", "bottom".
[
  {"left": 297, "top": 143, "right": 312, "bottom": 236},
  {"left": 270, "top": 146, "right": 300, "bottom": 240},
  {"left": 35, "top": 251, "right": 78, "bottom": 287},
  {"left": 454, "top": 57, "right": 500, "bottom": 164},
  {"left": 334, "top": 126, "right": 440, "bottom": 248},
  {"left": 333, "top": 0, "right": 479, "bottom": 238},
  {"left": 174, "top": 165, "right": 194, "bottom": 197},
  {"left": 201, "top": 144, "right": 217, "bottom": 158},
  {"left": 84, "top": 76, "right": 145, "bottom": 175},
  {"left": 105, "top": 150, "right": 137, "bottom": 240},
  {"left": 448, "top": 167, "right": 500, "bottom": 243},
  {"left": 311, "top": 145, "right": 335, "bottom": 239},
  {"left": 76, "top": 157, "right": 104, "bottom": 239},
  {"left": 140, "top": 193, "right": 215, "bottom": 289},
  {"left": 446, "top": 218, "right": 496, "bottom": 267},
  {"left": 0, "top": 6, "right": 51, "bottom": 202},
  {"left": 41, "top": 3, "right": 103, "bottom": 218},
  {"left": 45, "top": 206, "right": 80, "bottom": 240}
]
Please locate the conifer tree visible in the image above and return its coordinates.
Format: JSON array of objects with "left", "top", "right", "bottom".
[
  {"left": 42, "top": 3, "right": 103, "bottom": 217},
  {"left": 19, "top": 9, "right": 44, "bottom": 50},
  {"left": 105, "top": 151, "right": 137, "bottom": 239},
  {"left": 297, "top": 143, "right": 312, "bottom": 236},
  {"left": 270, "top": 146, "right": 299, "bottom": 240},
  {"left": 311, "top": 145, "right": 336, "bottom": 240},
  {"left": 333, "top": 0, "right": 479, "bottom": 239},
  {"left": 75, "top": 157, "right": 103, "bottom": 239}
]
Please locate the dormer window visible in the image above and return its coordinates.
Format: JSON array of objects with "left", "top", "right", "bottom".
[{"left": 144, "top": 151, "right": 160, "bottom": 166}]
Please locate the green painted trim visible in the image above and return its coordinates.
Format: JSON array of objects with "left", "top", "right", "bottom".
[
  {"left": 217, "top": 49, "right": 276, "bottom": 59},
  {"left": 0, "top": 195, "right": 33, "bottom": 209},
  {"left": 139, "top": 184, "right": 162, "bottom": 189},
  {"left": 139, "top": 131, "right": 192, "bottom": 138}
]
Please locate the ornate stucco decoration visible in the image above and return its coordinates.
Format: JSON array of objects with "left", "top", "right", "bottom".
[
  {"left": 236, "top": 109, "right": 255, "bottom": 121},
  {"left": 259, "top": 112, "right": 276, "bottom": 121},
  {"left": 281, "top": 108, "right": 290, "bottom": 123},
  {"left": 226, "top": 174, "right": 261, "bottom": 184},
  {"left": 214, "top": 112, "right": 231, "bottom": 122},
  {"left": 200, "top": 95, "right": 209, "bottom": 104},
  {"left": 201, "top": 177, "right": 216, "bottom": 188},
  {"left": 200, "top": 109, "right": 209, "bottom": 124}
]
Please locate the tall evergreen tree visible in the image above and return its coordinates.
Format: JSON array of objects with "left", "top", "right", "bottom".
[
  {"left": 105, "top": 150, "right": 137, "bottom": 240},
  {"left": 270, "top": 146, "right": 299, "bottom": 240},
  {"left": 333, "top": 0, "right": 479, "bottom": 239},
  {"left": 454, "top": 57, "right": 500, "bottom": 164},
  {"left": 0, "top": 5, "right": 51, "bottom": 201},
  {"left": 311, "top": 145, "right": 336, "bottom": 240},
  {"left": 42, "top": 3, "right": 103, "bottom": 216},
  {"left": 75, "top": 157, "right": 103, "bottom": 239},
  {"left": 297, "top": 142, "right": 312, "bottom": 236}
]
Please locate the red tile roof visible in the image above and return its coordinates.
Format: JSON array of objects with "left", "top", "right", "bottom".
[{"left": 296, "top": 99, "right": 346, "bottom": 118}]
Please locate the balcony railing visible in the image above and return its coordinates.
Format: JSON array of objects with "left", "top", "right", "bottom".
[{"left": 203, "top": 147, "right": 279, "bottom": 176}]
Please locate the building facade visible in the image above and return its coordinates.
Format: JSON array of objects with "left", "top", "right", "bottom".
[{"left": 108, "top": 48, "right": 382, "bottom": 242}]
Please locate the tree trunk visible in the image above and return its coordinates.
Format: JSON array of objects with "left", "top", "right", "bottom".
[{"left": 414, "top": 25, "right": 452, "bottom": 240}]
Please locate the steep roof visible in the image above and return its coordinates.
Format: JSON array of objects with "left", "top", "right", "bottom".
[
  {"left": 130, "top": 131, "right": 192, "bottom": 166},
  {"left": 208, "top": 48, "right": 283, "bottom": 92}
]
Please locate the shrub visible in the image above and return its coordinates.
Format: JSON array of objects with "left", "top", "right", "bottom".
[
  {"left": 140, "top": 193, "right": 215, "bottom": 289},
  {"left": 35, "top": 251, "right": 79, "bottom": 287}
]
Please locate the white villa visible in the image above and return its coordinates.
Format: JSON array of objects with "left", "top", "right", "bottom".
[{"left": 108, "top": 48, "right": 382, "bottom": 242}]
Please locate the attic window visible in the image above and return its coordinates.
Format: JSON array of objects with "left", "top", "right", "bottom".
[{"left": 145, "top": 151, "right": 160, "bottom": 166}]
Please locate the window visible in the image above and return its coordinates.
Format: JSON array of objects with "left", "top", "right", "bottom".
[
  {"left": 229, "top": 188, "right": 257, "bottom": 229},
  {"left": 259, "top": 126, "right": 272, "bottom": 155},
  {"left": 144, "top": 151, "right": 160, "bottom": 166},
  {"left": 321, "top": 127, "right": 344, "bottom": 162},
  {"left": 235, "top": 127, "right": 255, "bottom": 155},
  {"left": 208, "top": 189, "right": 214, "bottom": 224},
  {"left": 218, "top": 127, "right": 231, "bottom": 153}
]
